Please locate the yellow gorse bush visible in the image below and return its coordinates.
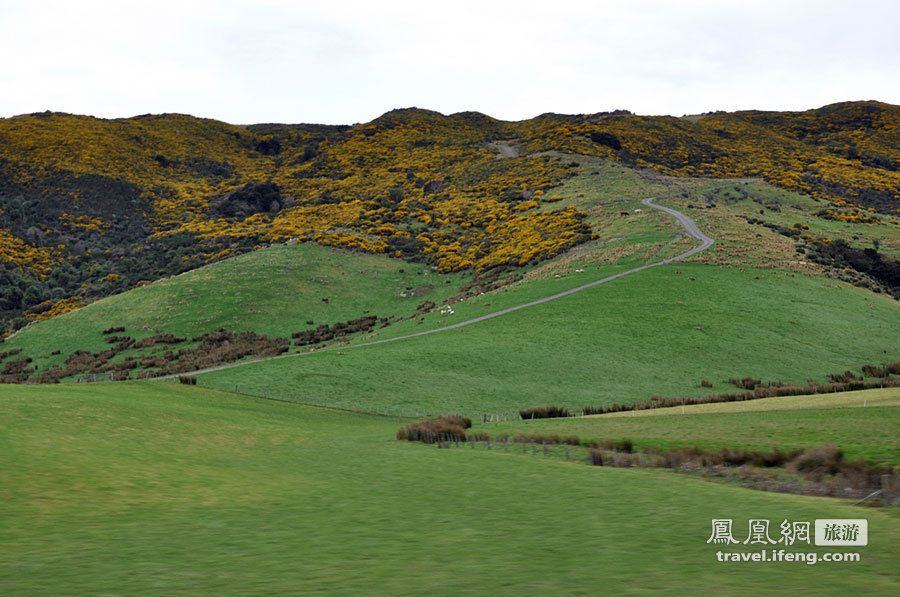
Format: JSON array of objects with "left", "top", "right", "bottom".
[
  {"left": 1, "top": 102, "right": 897, "bottom": 283},
  {"left": 0, "top": 229, "right": 56, "bottom": 277}
]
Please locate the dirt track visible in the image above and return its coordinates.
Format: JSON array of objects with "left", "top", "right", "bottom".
[{"left": 159, "top": 195, "right": 714, "bottom": 379}]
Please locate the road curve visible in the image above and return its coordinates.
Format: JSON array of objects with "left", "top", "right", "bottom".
[{"left": 158, "top": 196, "right": 714, "bottom": 379}]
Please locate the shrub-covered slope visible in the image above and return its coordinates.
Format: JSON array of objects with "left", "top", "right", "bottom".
[
  {"left": 1, "top": 102, "right": 898, "bottom": 332},
  {"left": 0, "top": 242, "right": 470, "bottom": 383}
]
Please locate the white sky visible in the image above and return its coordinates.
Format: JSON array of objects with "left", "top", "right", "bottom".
[{"left": 1, "top": 0, "right": 897, "bottom": 124}]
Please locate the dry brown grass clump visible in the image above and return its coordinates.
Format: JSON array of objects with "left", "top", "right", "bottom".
[{"left": 397, "top": 415, "right": 472, "bottom": 444}]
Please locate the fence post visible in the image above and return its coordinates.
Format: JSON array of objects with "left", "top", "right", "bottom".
[{"left": 543, "top": 441, "right": 548, "bottom": 457}]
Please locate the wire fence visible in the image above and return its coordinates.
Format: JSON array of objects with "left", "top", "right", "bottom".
[{"left": 185, "top": 380, "right": 600, "bottom": 422}]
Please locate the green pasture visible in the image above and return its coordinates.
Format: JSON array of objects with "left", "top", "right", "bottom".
[
  {"left": 197, "top": 262, "right": 900, "bottom": 416},
  {"left": 2, "top": 382, "right": 898, "bottom": 595}
]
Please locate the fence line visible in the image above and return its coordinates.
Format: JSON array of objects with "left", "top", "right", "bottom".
[{"left": 192, "top": 381, "right": 562, "bottom": 421}]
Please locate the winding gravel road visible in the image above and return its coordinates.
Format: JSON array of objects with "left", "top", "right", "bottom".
[{"left": 159, "top": 196, "right": 714, "bottom": 379}]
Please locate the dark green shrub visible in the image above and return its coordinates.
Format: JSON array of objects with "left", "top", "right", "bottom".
[
  {"left": 828, "top": 371, "right": 861, "bottom": 383},
  {"left": 614, "top": 438, "right": 633, "bottom": 454},
  {"left": 589, "top": 131, "right": 622, "bottom": 150},
  {"left": 789, "top": 445, "right": 843, "bottom": 477},
  {"left": 862, "top": 364, "right": 887, "bottom": 377},
  {"left": 135, "top": 333, "right": 185, "bottom": 348},
  {"left": 519, "top": 405, "right": 569, "bottom": 419},
  {"left": 728, "top": 377, "right": 762, "bottom": 390}
]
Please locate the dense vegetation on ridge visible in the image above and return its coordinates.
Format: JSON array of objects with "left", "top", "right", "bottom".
[{"left": 1, "top": 101, "right": 898, "bottom": 333}]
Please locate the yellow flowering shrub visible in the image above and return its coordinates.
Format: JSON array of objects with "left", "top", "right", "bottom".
[
  {"left": 0, "top": 229, "right": 56, "bottom": 277},
  {"left": 25, "top": 297, "right": 86, "bottom": 321}
]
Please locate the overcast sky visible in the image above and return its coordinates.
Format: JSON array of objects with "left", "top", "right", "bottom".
[{"left": 1, "top": 0, "right": 897, "bottom": 124}]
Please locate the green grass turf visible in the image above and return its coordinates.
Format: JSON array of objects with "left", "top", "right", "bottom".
[
  {"left": 2, "top": 382, "right": 898, "bottom": 595},
  {"left": 537, "top": 153, "right": 673, "bottom": 214},
  {"left": 487, "top": 402, "right": 900, "bottom": 466},
  {"left": 195, "top": 261, "right": 900, "bottom": 416},
  {"left": 2, "top": 243, "right": 468, "bottom": 373}
]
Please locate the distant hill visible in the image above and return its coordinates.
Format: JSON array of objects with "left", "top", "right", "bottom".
[{"left": 1, "top": 102, "right": 898, "bottom": 332}]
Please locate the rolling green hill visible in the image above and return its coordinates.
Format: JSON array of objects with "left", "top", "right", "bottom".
[
  {"left": 0, "top": 242, "right": 468, "bottom": 379},
  {"left": 5, "top": 157, "right": 900, "bottom": 388},
  {"left": 2, "top": 102, "right": 899, "bottom": 333},
  {"left": 2, "top": 382, "right": 898, "bottom": 595},
  {"left": 194, "top": 260, "right": 900, "bottom": 415}
]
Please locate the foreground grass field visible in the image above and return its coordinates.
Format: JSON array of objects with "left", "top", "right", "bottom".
[
  {"left": 197, "top": 261, "right": 900, "bottom": 416},
  {"left": 2, "top": 382, "right": 899, "bottom": 595}
]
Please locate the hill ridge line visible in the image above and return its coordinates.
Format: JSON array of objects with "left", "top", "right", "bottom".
[{"left": 157, "top": 193, "right": 714, "bottom": 380}]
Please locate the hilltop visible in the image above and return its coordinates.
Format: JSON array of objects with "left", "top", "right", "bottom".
[{"left": 1, "top": 102, "right": 899, "bottom": 334}]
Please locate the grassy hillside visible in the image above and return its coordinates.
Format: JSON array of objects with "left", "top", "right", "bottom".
[
  {"left": 2, "top": 382, "right": 898, "bottom": 595},
  {"left": 2, "top": 102, "right": 899, "bottom": 332},
  {"left": 0, "top": 242, "right": 468, "bottom": 377},
  {"left": 196, "top": 261, "right": 900, "bottom": 415},
  {"left": 0, "top": 109, "right": 586, "bottom": 331},
  {"left": 5, "top": 159, "right": 899, "bottom": 390}
]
